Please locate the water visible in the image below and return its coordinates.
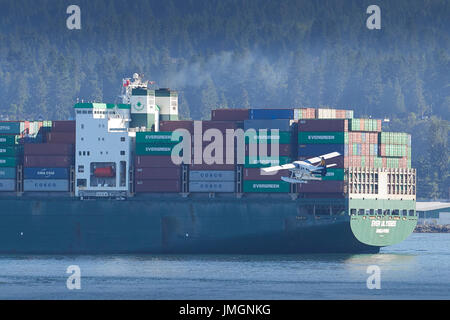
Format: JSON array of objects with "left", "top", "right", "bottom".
[{"left": 0, "top": 233, "right": 449, "bottom": 300}]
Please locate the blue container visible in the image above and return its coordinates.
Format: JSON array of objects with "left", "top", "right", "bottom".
[
  {"left": 249, "top": 109, "right": 294, "bottom": 120},
  {"left": 24, "top": 167, "right": 69, "bottom": 179},
  {"left": 0, "top": 167, "right": 16, "bottom": 179},
  {"left": 297, "top": 144, "right": 345, "bottom": 157}
]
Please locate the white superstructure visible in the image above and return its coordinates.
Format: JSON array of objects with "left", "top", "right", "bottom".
[{"left": 74, "top": 103, "right": 132, "bottom": 197}]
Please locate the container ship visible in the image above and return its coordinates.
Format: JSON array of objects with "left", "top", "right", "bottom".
[{"left": 0, "top": 74, "right": 417, "bottom": 254}]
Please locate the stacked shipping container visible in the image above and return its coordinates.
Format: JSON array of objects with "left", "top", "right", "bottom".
[
  {"left": 189, "top": 121, "right": 239, "bottom": 192},
  {"left": 243, "top": 117, "right": 292, "bottom": 192},
  {"left": 23, "top": 121, "right": 75, "bottom": 192},
  {"left": 135, "top": 131, "right": 182, "bottom": 192},
  {"left": 297, "top": 119, "right": 348, "bottom": 194},
  {"left": 135, "top": 108, "right": 412, "bottom": 195},
  {"left": 0, "top": 121, "right": 23, "bottom": 191}
]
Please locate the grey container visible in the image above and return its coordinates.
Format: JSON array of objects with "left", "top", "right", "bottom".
[
  {"left": 244, "top": 119, "right": 292, "bottom": 131},
  {"left": 189, "top": 170, "right": 235, "bottom": 182},
  {"left": 189, "top": 181, "right": 235, "bottom": 192},
  {"left": 0, "top": 179, "right": 15, "bottom": 191},
  {"left": 0, "top": 167, "right": 16, "bottom": 179},
  {"left": 24, "top": 179, "right": 69, "bottom": 192}
]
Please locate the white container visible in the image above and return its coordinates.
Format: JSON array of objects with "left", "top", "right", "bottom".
[
  {"left": 24, "top": 179, "right": 69, "bottom": 192},
  {"left": 189, "top": 170, "right": 235, "bottom": 182},
  {"left": 189, "top": 181, "right": 235, "bottom": 192}
]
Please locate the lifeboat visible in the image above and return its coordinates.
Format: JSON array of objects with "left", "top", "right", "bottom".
[{"left": 94, "top": 166, "right": 115, "bottom": 177}]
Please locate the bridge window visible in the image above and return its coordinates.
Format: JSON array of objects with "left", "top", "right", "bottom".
[
  {"left": 369, "top": 209, "right": 375, "bottom": 215},
  {"left": 383, "top": 209, "right": 390, "bottom": 216},
  {"left": 358, "top": 209, "right": 365, "bottom": 215},
  {"left": 350, "top": 209, "right": 356, "bottom": 216},
  {"left": 409, "top": 210, "right": 415, "bottom": 217},
  {"left": 377, "top": 209, "right": 382, "bottom": 215},
  {"left": 402, "top": 210, "right": 408, "bottom": 216},
  {"left": 392, "top": 209, "right": 400, "bottom": 216}
]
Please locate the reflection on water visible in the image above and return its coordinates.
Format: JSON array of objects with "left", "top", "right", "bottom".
[{"left": 343, "top": 253, "right": 417, "bottom": 271}]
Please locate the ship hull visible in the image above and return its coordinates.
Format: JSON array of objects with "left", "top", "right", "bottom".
[{"left": 0, "top": 194, "right": 416, "bottom": 254}]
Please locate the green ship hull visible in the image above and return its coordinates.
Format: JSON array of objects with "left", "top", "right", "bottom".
[{"left": 0, "top": 194, "right": 417, "bottom": 254}]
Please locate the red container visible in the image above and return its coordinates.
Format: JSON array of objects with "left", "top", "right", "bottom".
[
  {"left": 243, "top": 168, "right": 289, "bottom": 181},
  {"left": 297, "top": 181, "right": 346, "bottom": 193},
  {"left": 52, "top": 121, "right": 76, "bottom": 132},
  {"left": 349, "top": 132, "right": 361, "bottom": 143},
  {"left": 135, "top": 179, "right": 180, "bottom": 192},
  {"left": 297, "top": 119, "right": 348, "bottom": 132},
  {"left": 135, "top": 167, "right": 181, "bottom": 180},
  {"left": 46, "top": 132, "right": 75, "bottom": 143},
  {"left": 306, "top": 108, "right": 316, "bottom": 119},
  {"left": 24, "top": 143, "right": 74, "bottom": 156},
  {"left": 348, "top": 156, "right": 361, "bottom": 167},
  {"left": 189, "top": 162, "right": 236, "bottom": 170},
  {"left": 200, "top": 121, "right": 240, "bottom": 132},
  {"left": 193, "top": 146, "right": 237, "bottom": 164},
  {"left": 211, "top": 109, "right": 249, "bottom": 121},
  {"left": 377, "top": 120, "right": 382, "bottom": 132},
  {"left": 24, "top": 155, "right": 73, "bottom": 167},
  {"left": 159, "top": 121, "right": 194, "bottom": 133},
  {"left": 245, "top": 144, "right": 291, "bottom": 157},
  {"left": 335, "top": 110, "right": 346, "bottom": 119},
  {"left": 380, "top": 144, "right": 386, "bottom": 156},
  {"left": 135, "top": 155, "right": 181, "bottom": 168}
]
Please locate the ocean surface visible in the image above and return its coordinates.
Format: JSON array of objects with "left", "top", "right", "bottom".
[{"left": 0, "top": 233, "right": 448, "bottom": 300}]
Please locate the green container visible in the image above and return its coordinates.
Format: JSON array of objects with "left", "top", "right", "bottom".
[
  {"left": 136, "top": 131, "right": 182, "bottom": 144},
  {"left": 0, "top": 157, "right": 16, "bottom": 167},
  {"left": 0, "top": 167, "right": 16, "bottom": 179},
  {"left": 0, "top": 146, "right": 22, "bottom": 157},
  {"left": 349, "top": 119, "right": 360, "bottom": 131},
  {"left": 0, "top": 122, "right": 21, "bottom": 135},
  {"left": 135, "top": 144, "right": 176, "bottom": 156},
  {"left": 298, "top": 132, "right": 345, "bottom": 144},
  {"left": 374, "top": 157, "right": 383, "bottom": 168},
  {"left": 244, "top": 156, "right": 291, "bottom": 168},
  {"left": 246, "top": 131, "right": 291, "bottom": 144},
  {"left": 243, "top": 180, "right": 290, "bottom": 193},
  {"left": 321, "top": 168, "right": 345, "bottom": 181},
  {"left": 0, "top": 135, "right": 19, "bottom": 145}
]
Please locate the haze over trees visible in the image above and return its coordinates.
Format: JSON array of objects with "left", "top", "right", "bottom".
[{"left": 0, "top": 0, "right": 448, "bottom": 199}]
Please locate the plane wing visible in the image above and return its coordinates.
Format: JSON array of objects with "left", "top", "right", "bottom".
[
  {"left": 305, "top": 152, "right": 341, "bottom": 164},
  {"left": 261, "top": 163, "right": 296, "bottom": 173}
]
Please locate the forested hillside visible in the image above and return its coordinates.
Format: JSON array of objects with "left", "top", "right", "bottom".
[{"left": 0, "top": 0, "right": 448, "bottom": 198}]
